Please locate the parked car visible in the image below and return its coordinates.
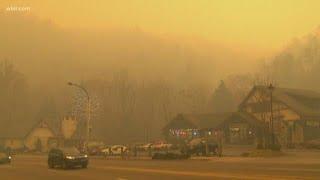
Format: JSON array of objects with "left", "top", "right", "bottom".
[
  {"left": 151, "top": 141, "right": 173, "bottom": 151},
  {"left": 138, "top": 143, "right": 153, "bottom": 151},
  {"left": 102, "top": 145, "right": 128, "bottom": 156},
  {"left": 48, "top": 147, "right": 88, "bottom": 169},
  {"left": 100, "top": 146, "right": 111, "bottom": 156},
  {"left": 110, "top": 145, "right": 128, "bottom": 155},
  {"left": 187, "top": 138, "right": 218, "bottom": 156},
  {"left": 0, "top": 152, "right": 11, "bottom": 164}
]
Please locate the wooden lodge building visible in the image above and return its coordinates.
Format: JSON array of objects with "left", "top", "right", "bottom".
[
  {"left": 163, "top": 112, "right": 262, "bottom": 145},
  {"left": 239, "top": 86, "right": 320, "bottom": 148},
  {"left": 164, "top": 86, "right": 320, "bottom": 148}
]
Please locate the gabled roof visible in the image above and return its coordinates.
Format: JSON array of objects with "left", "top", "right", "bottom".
[
  {"left": 239, "top": 86, "right": 320, "bottom": 118},
  {"left": 184, "top": 112, "right": 234, "bottom": 129},
  {"left": 163, "top": 114, "right": 197, "bottom": 131},
  {"left": 24, "top": 118, "right": 58, "bottom": 138},
  {"left": 163, "top": 112, "right": 233, "bottom": 131},
  {"left": 219, "top": 111, "right": 265, "bottom": 129},
  {"left": 0, "top": 118, "right": 59, "bottom": 139}
]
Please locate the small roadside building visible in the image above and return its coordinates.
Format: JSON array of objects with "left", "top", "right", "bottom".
[
  {"left": 0, "top": 115, "right": 84, "bottom": 152},
  {"left": 239, "top": 85, "right": 320, "bottom": 147},
  {"left": 60, "top": 116, "right": 84, "bottom": 148},
  {"left": 61, "top": 116, "right": 78, "bottom": 139},
  {"left": 0, "top": 118, "right": 58, "bottom": 152},
  {"left": 24, "top": 119, "right": 57, "bottom": 152}
]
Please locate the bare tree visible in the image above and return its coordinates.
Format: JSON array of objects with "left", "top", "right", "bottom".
[
  {"left": 0, "top": 60, "right": 30, "bottom": 132},
  {"left": 110, "top": 70, "right": 137, "bottom": 141}
]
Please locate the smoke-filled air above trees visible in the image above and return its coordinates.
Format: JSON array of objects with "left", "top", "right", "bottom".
[{"left": 2, "top": 11, "right": 320, "bottom": 143}]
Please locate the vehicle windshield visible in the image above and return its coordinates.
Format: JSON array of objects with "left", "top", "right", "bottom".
[{"left": 61, "top": 148, "right": 80, "bottom": 155}]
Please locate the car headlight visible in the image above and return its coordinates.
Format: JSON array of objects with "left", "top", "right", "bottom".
[
  {"left": 66, "top": 156, "right": 75, "bottom": 160},
  {"left": 8, "top": 156, "right": 11, "bottom": 160},
  {"left": 84, "top": 154, "right": 88, "bottom": 158}
]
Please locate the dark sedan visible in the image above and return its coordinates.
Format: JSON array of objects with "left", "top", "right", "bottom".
[{"left": 48, "top": 147, "right": 88, "bottom": 169}]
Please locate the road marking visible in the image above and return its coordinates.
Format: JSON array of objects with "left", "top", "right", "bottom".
[
  {"left": 0, "top": 165, "right": 12, "bottom": 169},
  {"left": 91, "top": 165, "right": 311, "bottom": 180},
  {"left": 8, "top": 157, "right": 320, "bottom": 179},
  {"left": 13, "top": 161, "right": 319, "bottom": 179},
  {"left": 117, "top": 177, "right": 128, "bottom": 180},
  {"left": 259, "top": 167, "right": 320, "bottom": 173},
  {"left": 20, "top": 161, "right": 320, "bottom": 173}
]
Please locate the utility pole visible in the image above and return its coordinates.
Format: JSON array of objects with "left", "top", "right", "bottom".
[
  {"left": 268, "top": 83, "right": 275, "bottom": 147},
  {"left": 87, "top": 98, "right": 91, "bottom": 149},
  {"left": 205, "top": 131, "right": 209, "bottom": 156},
  {"left": 68, "top": 82, "right": 91, "bottom": 152}
]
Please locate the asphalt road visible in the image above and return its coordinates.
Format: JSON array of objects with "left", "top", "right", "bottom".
[{"left": 1, "top": 154, "right": 320, "bottom": 180}]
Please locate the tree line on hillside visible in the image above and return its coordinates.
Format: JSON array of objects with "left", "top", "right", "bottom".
[
  {"left": 0, "top": 60, "right": 237, "bottom": 143},
  {"left": 0, "top": 60, "right": 31, "bottom": 133},
  {"left": 2, "top": 29, "right": 320, "bottom": 143},
  {"left": 223, "top": 29, "right": 320, "bottom": 107}
]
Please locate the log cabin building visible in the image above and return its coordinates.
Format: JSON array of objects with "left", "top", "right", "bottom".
[
  {"left": 238, "top": 85, "right": 320, "bottom": 148},
  {"left": 219, "top": 112, "right": 264, "bottom": 145},
  {"left": 164, "top": 112, "right": 262, "bottom": 145}
]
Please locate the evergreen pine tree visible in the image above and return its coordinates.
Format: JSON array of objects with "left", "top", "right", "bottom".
[{"left": 209, "top": 80, "right": 236, "bottom": 113}]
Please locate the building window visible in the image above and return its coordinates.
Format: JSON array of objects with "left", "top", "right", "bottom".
[
  {"left": 230, "top": 127, "right": 240, "bottom": 132},
  {"left": 306, "top": 120, "right": 320, "bottom": 127},
  {"left": 169, "top": 129, "right": 200, "bottom": 138}
]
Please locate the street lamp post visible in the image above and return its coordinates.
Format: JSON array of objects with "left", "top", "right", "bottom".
[
  {"left": 68, "top": 82, "right": 91, "bottom": 152},
  {"left": 268, "top": 83, "right": 275, "bottom": 147}
]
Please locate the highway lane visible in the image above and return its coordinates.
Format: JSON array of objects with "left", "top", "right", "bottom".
[{"left": 0, "top": 155, "right": 320, "bottom": 179}]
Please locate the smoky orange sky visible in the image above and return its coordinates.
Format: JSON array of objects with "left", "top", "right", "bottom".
[
  {"left": 1, "top": 0, "right": 320, "bottom": 144},
  {"left": 1, "top": 0, "right": 320, "bottom": 89},
  {"left": 1, "top": 0, "right": 320, "bottom": 54}
]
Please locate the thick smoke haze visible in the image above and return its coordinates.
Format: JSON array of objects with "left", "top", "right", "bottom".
[
  {"left": 1, "top": 1, "right": 320, "bottom": 142},
  {"left": 0, "top": 13, "right": 258, "bottom": 87},
  {"left": 0, "top": 13, "right": 260, "bottom": 142},
  {"left": 2, "top": 2, "right": 320, "bottom": 180}
]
